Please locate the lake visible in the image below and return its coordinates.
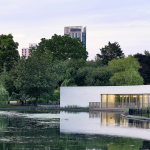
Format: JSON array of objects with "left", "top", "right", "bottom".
[{"left": 0, "top": 110, "right": 150, "bottom": 150}]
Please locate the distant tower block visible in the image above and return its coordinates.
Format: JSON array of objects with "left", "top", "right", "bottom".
[{"left": 64, "top": 26, "right": 86, "bottom": 47}]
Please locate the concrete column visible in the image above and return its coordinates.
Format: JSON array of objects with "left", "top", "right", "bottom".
[
  {"left": 136, "top": 95, "right": 137, "bottom": 108},
  {"left": 126, "top": 96, "right": 127, "bottom": 107},
  {"left": 100, "top": 94, "right": 102, "bottom": 108},
  {"left": 142, "top": 94, "right": 145, "bottom": 107},
  {"left": 148, "top": 94, "right": 150, "bottom": 107},
  {"left": 129, "top": 95, "right": 130, "bottom": 108},
  {"left": 106, "top": 94, "right": 108, "bottom": 108},
  {"left": 122, "top": 95, "right": 123, "bottom": 108}
]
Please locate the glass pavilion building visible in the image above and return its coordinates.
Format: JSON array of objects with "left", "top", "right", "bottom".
[{"left": 60, "top": 85, "right": 150, "bottom": 109}]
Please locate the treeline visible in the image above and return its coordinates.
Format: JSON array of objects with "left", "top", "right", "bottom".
[{"left": 0, "top": 33, "right": 150, "bottom": 105}]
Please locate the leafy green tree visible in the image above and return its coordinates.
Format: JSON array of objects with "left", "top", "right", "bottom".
[
  {"left": 76, "top": 67, "right": 93, "bottom": 86},
  {"left": 52, "top": 60, "right": 68, "bottom": 87},
  {"left": 97, "top": 41, "right": 124, "bottom": 65},
  {"left": 85, "top": 67, "right": 114, "bottom": 86},
  {"left": 134, "top": 53, "right": 150, "bottom": 85},
  {"left": 14, "top": 51, "right": 58, "bottom": 106},
  {"left": 34, "top": 34, "right": 88, "bottom": 61},
  {"left": 0, "top": 34, "right": 20, "bottom": 73},
  {"left": 86, "top": 56, "right": 103, "bottom": 68},
  {"left": 144, "top": 50, "right": 150, "bottom": 56},
  {"left": 0, "top": 61, "right": 20, "bottom": 96},
  {"left": 108, "top": 56, "right": 141, "bottom": 73},
  {"left": 61, "top": 58, "right": 86, "bottom": 86},
  {"left": 108, "top": 56, "right": 144, "bottom": 85},
  {"left": 109, "top": 68, "right": 144, "bottom": 86},
  {"left": 0, "top": 85, "right": 9, "bottom": 105}
]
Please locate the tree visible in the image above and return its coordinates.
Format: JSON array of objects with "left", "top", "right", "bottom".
[
  {"left": 14, "top": 51, "right": 58, "bottom": 106},
  {"left": 0, "top": 61, "right": 20, "bottom": 97},
  {"left": 84, "top": 67, "right": 114, "bottom": 86},
  {"left": 134, "top": 53, "right": 150, "bottom": 85},
  {"left": 97, "top": 41, "right": 124, "bottom": 65},
  {"left": 0, "top": 85, "right": 9, "bottom": 105},
  {"left": 108, "top": 56, "right": 144, "bottom": 85},
  {"left": 144, "top": 50, "right": 150, "bottom": 56},
  {"left": 76, "top": 67, "right": 94, "bottom": 86},
  {"left": 34, "top": 34, "right": 88, "bottom": 61},
  {"left": 0, "top": 34, "right": 20, "bottom": 73},
  {"left": 108, "top": 56, "right": 141, "bottom": 73},
  {"left": 86, "top": 55, "right": 103, "bottom": 68},
  {"left": 109, "top": 68, "right": 144, "bottom": 86},
  {"left": 61, "top": 58, "right": 86, "bottom": 86}
]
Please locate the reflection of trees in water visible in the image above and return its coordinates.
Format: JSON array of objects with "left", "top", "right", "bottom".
[
  {"left": 0, "top": 112, "right": 147, "bottom": 150},
  {"left": 0, "top": 115, "right": 9, "bottom": 131},
  {"left": 140, "top": 140, "right": 150, "bottom": 149}
]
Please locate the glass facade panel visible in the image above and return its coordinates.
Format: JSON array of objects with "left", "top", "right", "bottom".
[
  {"left": 101, "top": 94, "right": 149, "bottom": 108},
  {"left": 108, "top": 95, "right": 115, "bottom": 108},
  {"left": 70, "top": 29, "right": 81, "bottom": 32},
  {"left": 72, "top": 33, "right": 74, "bottom": 38},
  {"left": 78, "top": 32, "right": 81, "bottom": 40},
  {"left": 140, "top": 95, "right": 142, "bottom": 108},
  {"left": 148, "top": 94, "right": 150, "bottom": 106},
  {"left": 145, "top": 94, "right": 148, "bottom": 107},
  {"left": 102, "top": 95, "right": 107, "bottom": 107},
  {"left": 75, "top": 33, "right": 77, "bottom": 38}
]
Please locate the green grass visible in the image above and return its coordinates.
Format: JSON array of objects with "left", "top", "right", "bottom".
[
  {"left": 0, "top": 104, "right": 89, "bottom": 110},
  {"left": 124, "top": 108, "right": 129, "bottom": 114},
  {"left": 62, "top": 105, "right": 89, "bottom": 109}
]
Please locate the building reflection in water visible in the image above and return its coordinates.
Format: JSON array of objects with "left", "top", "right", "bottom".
[{"left": 89, "top": 112, "right": 150, "bottom": 129}]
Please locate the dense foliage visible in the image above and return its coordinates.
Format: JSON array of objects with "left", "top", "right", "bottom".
[
  {"left": 108, "top": 56, "right": 144, "bottom": 85},
  {"left": 34, "top": 34, "right": 88, "bottom": 61},
  {"left": 14, "top": 51, "right": 58, "bottom": 106},
  {"left": 0, "top": 85, "right": 9, "bottom": 105},
  {"left": 97, "top": 41, "right": 125, "bottom": 65},
  {"left": 134, "top": 53, "right": 150, "bottom": 85},
  {"left": 0, "top": 34, "right": 20, "bottom": 73}
]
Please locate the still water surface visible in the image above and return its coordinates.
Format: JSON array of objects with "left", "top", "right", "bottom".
[{"left": 0, "top": 110, "right": 150, "bottom": 150}]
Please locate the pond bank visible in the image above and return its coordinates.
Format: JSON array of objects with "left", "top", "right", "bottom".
[
  {"left": 122, "top": 114, "right": 150, "bottom": 121},
  {"left": 0, "top": 107, "right": 125, "bottom": 112}
]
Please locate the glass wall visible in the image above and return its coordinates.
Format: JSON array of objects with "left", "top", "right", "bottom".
[
  {"left": 102, "top": 95, "right": 107, "bottom": 107},
  {"left": 101, "top": 94, "right": 150, "bottom": 108},
  {"left": 72, "top": 33, "right": 74, "bottom": 38},
  {"left": 78, "top": 32, "right": 81, "bottom": 40}
]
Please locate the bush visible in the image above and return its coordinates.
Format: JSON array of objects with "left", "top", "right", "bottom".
[
  {"left": 38, "top": 98, "right": 45, "bottom": 104},
  {"left": 124, "top": 108, "right": 129, "bottom": 114},
  {"left": 53, "top": 91, "right": 60, "bottom": 103},
  {"left": 0, "top": 85, "right": 9, "bottom": 102},
  {"left": 27, "top": 97, "right": 36, "bottom": 104}
]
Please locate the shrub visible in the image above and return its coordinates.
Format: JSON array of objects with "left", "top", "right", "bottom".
[
  {"left": 53, "top": 91, "right": 60, "bottom": 102},
  {"left": 0, "top": 85, "right": 9, "bottom": 102},
  {"left": 124, "top": 108, "right": 129, "bottom": 114}
]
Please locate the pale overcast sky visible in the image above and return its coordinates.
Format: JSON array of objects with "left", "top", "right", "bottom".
[{"left": 1, "top": 0, "right": 150, "bottom": 60}]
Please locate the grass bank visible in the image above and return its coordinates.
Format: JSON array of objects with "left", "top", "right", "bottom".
[{"left": 0, "top": 104, "right": 89, "bottom": 111}]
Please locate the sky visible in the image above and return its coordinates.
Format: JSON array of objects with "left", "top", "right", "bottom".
[{"left": 1, "top": 0, "right": 150, "bottom": 60}]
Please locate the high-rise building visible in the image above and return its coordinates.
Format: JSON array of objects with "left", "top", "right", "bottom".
[
  {"left": 22, "top": 43, "right": 37, "bottom": 58},
  {"left": 64, "top": 26, "right": 86, "bottom": 47},
  {"left": 82, "top": 26, "right": 86, "bottom": 47}
]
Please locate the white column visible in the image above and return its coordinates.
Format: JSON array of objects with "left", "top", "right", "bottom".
[
  {"left": 148, "top": 94, "right": 150, "bottom": 107},
  {"left": 122, "top": 95, "right": 123, "bottom": 108},
  {"left": 136, "top": 95, "right": 137, "bottom": 108},
  {"left": 129, "top": 95, "right": 130, "bottom": 108},
  {"left": 142, "top": 94, "right": 145, "bottom": 107}
]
